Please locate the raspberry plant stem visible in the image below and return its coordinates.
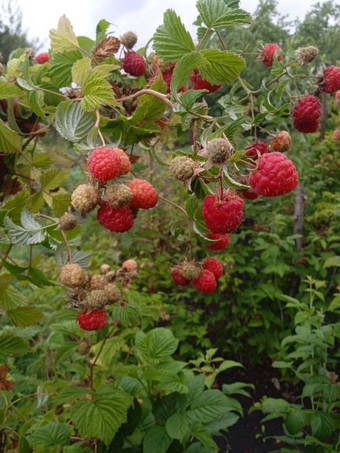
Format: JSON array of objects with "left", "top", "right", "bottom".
[
  {"left": 196, "top": 28, "right": 211, "bottom": 51},
  {"left": 95, "top": 109, "right": 106, "bottom": 146},
  {"left": 116, "top": 89, "right": 174, "bottom": 109}
]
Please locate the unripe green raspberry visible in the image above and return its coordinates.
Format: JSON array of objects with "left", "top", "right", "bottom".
[
  {"left": 104, "top": 184, "right": 132, "bottom": 208},
  {"left": 71, "top": 184, "right": 100, "bottom": 213},
  {"left": 103, "top": 283, "right": 121, "bottom": 303},
  {"left": 206, "top": 138, "right": 233, "bottom": 164},
  {"left": 169, "top": 156, "right": 196, "bottom": 182},
  {"left": 58, "top": 212, "right": 78, "bottom": 231},
  {"left": 60, "top": 263, "right": 85, "bottom": 287},
  {"left": 78, "top": 341, "right": 91, "bottom": 355},
  {"left": 179, "top": 262, "right": 201, "bottom": 281},
  {"left": 296, "top": 46, "right": 319, "bottom": 65},
  {"left": 87, "top": 290, "right": 108, "bottom": 310},
  {"left": 121, "top": 31, "right": 138, "bottom": 49}
]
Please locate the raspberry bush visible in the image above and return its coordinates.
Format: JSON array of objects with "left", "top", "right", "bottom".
[{"left": 0, "top": 0, "right": 339, "bottom": 451}]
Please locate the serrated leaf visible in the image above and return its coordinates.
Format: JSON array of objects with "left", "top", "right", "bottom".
[
  {"left": 40, "top": 168, "right": 69, "bottom": 191},
  {"left": 0, "top": 80, "right": 24, "bottom": 98},
  {"left": 0, "top": 118, "right": 21, "bottom": 153},
  {"left": 187, "top": 389, "right": 233, "bottom": 423},
  {"left": 7, "top": 306, "right": 44, "bottom": 326},
  {"left": 4, "top": 209, "right": 46, "bottom": 245},
  {"left": 311, "top": 412, "right": 336, "bottom": 442},
  {"left": 50, "top": 15, "right": 79, "bottom": 53},
  {"left": 153, "top": 9, "right": 195, "bottom": 61},
  {"left": 30, "top": 192, "right": 44, "bottom": 213},
  {"left": 0, "top": 285, "right": 27, "bottom": 310},
  {"left": 54, "top": 386, "right": 89, "bottom": 405},
  {"left": 284, "top": 409, "right": 306, "bottom": 436},
  {"left": 28, "top": 90, "right": 46, "bottom": 120},
  {"left": 71, "top": 386, "right": 132, "bottom": 445},
  {"left": 0, "top": 333, "right": 31, "bottom": 358},
  {"left": 170, "top": 52, "right": 206, "bottom": 94},
  {"left": 143, "top": 426, "right": 172, "bottom": 453},
  {"left": 81, "top": 71, "right": 116, "bottom": 112},
  {"left": 96, "top": 19, "right": 111, "bottom": 43},
  {"left": 190, "top": 422, "right": 217, "bottom": 450},
  {"left": 197, "top": 0, "right": 251, "bottom": 28},
  {"left": 94, "top": 37, "right": 121, "bottom": 58},
  {"left": 72, "top": 57, "right": 92, "bottom": 86},
  {"left": 133, "top": 76, "right": 167, "bottom": 123},
  {"left": 324, "top": 256, "right": 340, "bottom": 268},
  {"left": 199, "top": 49, "right": 245, "bottom": 84},
  {"left": 146, "top": 328, "right": 179, "bottom": 359},
  {"left": 52, "top": 190, "right": 72, "bottom": 217},
  {"left": 55, "top": 342, "right": 79, "bottom": 363},
  {"left": 112, "top": 303, "right": 140, "bottom": 325},
  {"left": 2, "top": 190, "right": 30, "bottom": 222},
  {"left": 55, "top": 100, "right": 95, "bottom": 142},
  {"left": 30, "top": 423, "right": 70, "bottom": 448},
  {"left": 49, "top": 51, "right": 83, "bottom": 88},
  {"left": 165, "top": 412, "right": 189, "bottom": 441},
  {"left": 16, "top": 77, "right": 35, "bottom": 91}
]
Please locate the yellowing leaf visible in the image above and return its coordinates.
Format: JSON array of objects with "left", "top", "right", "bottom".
[
  {"left": 50, "top": 15, "right": 79, "bottom": 54},
  {"left": 72, "top": 57, "right": 92, "bottom": 86}
]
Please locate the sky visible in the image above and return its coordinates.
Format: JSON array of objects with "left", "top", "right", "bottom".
[{"left": 8, "top": 0, "right": 325, "bottom": 50}]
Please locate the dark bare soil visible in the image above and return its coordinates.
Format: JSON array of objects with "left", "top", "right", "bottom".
[{"left": 215, "top": 360, "right": 300, "bottom": 453}]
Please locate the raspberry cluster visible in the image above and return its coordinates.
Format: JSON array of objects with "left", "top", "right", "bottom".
[
  {"left": 172, "top": 258, "right": 224, "bottom": 293},
  {"left": 71, "top": 146, "right": 158, "bottom": 233},
  {"left": 59, "top": 259, "right": 138, "bottom": 331}
]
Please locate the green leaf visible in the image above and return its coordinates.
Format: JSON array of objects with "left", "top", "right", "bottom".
[
  {"left": 187, "top": 389, "right": 233, "bottom": 423},
  {"left": 146, "top": 328, "right": 179, "bottom": 359},
  {"left": 223, "top": 166, "right": 249, "bottom": 189},
  {"left": 197, "top": 0, "right": 252, "bottom": 28},
  {"left": 4, "top": 209, "right": 46, "bottom": 245},
  {"left": 96, "top": 19, "right": 111, "bottom": 43},
  {"left": 153, "top": 9, "right": 195, "bottom": 61},
  {"left": 170, "top": 52, "right": 206, "bottom": 94},
  {"left": 55, "top": 342, "right": 79, "bottom": 363},
  {"left": 71, "top": 386, "right": 132, "bottom": 445},
  {"left": 54, "top": 386, "right": 89, "bottom": 405},
  {"left": 72, "top": 57, "right": 92, "bottom": 86},
  {"left": 40, "top": 168, "right": 69, "bottom": 191},
  {"left": 165, "top": 412, "right": 190, "bottom": 441},
  {"left": 55, "top": 100, "right": 95, "bottom": 141},
  {"left": 112, "top": 303, "right": 140, "bottom": 325},
  {"left": 0, "top": 118, "right": 21, "bottom": 153},
  {"left": 324, "top": 256, "right": 340, "bottom": 268},
  {"left": 50, "top": 15, "right": 79, "bottom": 53},
  {"left": 0, "top": 333, "right": 31, "bottom": 358},
  {"left": 190, "top": 421, "right": 218, "bottom": 450},
  {"left": 1, "top": 190, "right": 30, "bottom": 222},
  {"left": 143, "top": 426, "right": 172, "bottom": 453},
  {"left": 30, "top": 423, "right": 70, "bottom": 448},
  {"left": 0, "top": 80, "right": 24, "bottom": 98},
  {"left": 28, "top": 90, "right": 46, "bottom": 121},
  {"left": 0, "top": 285, "right": 27, "bottom": 310},
  {"left": 311, "top": 412, "right": 336, "bottom": 442},
  {"left": 328, "top": 294, "right": 340, "bottom": 312},
  {"left": 133, "top": 76, "right": 167, "bottom": 123},
  {"left": 52, "top": 190, "right": 72, "bottom": 217},
  {"left": 7, "top": 306, "right": 44, "bottom": 326},
  {"left": 81, "top": 71, "right": 116, "bottom": 112},
  {"left": 284, "top": 409, "right": 306, "bottom": 436},
  {"left": 199, "top": 49, "right": 245, "bottom": 84},
  {"left": 49, "top": 51, "right": 82, "bottom": 88}
]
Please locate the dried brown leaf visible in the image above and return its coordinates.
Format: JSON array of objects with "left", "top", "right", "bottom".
[{"left": 94, "top": 37, "right": 121, "bottom": 58}]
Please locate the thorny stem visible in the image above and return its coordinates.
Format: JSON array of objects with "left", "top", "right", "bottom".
[
  {"left": 158, "top": 195, "right": 193, "bottom": 259},
  {"left": 116, "top": 89, "right": 174, "bottom": 109}
]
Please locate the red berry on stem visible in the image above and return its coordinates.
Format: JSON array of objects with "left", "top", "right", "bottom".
[
  {"left": 36, "top": 52, "right": 50, "bottom": 64},
  {"left": 202, "top": 257, "right": 223, "bottom": 279},
  {"left": 128, "top": 179, "right": 158, "bottom": 209},
  {"left": 260, "top": 43, "right": 283, "bottom": 67},
  {"left": 88, "top": 147, "right": 121, "bottom": 181},
  {"left": 123, "top": 51, "right": 146, "bottom": 77},
  {"left": 97, "top": 202, "right": 134, "bottom": 232},
  {"left": 172, "top": 267, "right": 190, "bottom": 286},
  {"left": 193, "top": 269, "right": 217, "bottom": 293},
  {"left": 245, "top": 141, "right": 270, "bottom": 158},
  {"left": 202, "top": 192, "right": 244, "bottom": 234},
  {"left": 206, "top": 233, "right": 229, "bottom": 251},
  {"left": 78, "top": 309, "right": 107, "bottom": 331},
  {"left": 319, "top": 65, "right": 340, "bottom": 93},
  {"left": 293, "top": 95, "right": 321, "bottom": 133},
  {"left": 249, "top": 152, "right": 299, "bottom": 197}
]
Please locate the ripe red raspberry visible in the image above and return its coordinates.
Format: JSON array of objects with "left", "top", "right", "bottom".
[
  {"left": 206, "top": 233, "right": 229, "bottom": 251},
  {"left": 172, "top": 267, "right": 190, "bottom": 286},
  {"left": 123, "top": 51, "right": 146, "bottom": 77},
  {"left": 238, "top": 187, "right": 259, "bottom": 200},
  {"left": 245, "top": 141, "right": 270, "bottom": 157},
  {"left": 202, "top": 257, "right": 223, "bottom": 279},
  {"left": 128, "top": 179, "right": 158, "bottom": 209},
  {"left": 202, "top": 192, "right": 244, "bottom": 234},
  {"left": 319, "top": 65, "right": 340, "bottom": 93},
  {"left": 190, "top": 70, "right": 222, "bottom": 93},
  {"left": 269, "top": 131, "right": 292, "bottom": 152},
  {"left": 36, "top": 52, "right": 49, "bottom": 64},
  {"left": 293, "top": 95, "right": 321, "bottom": 133},
  {"left": 260, "top": 43, "right": 283, "bottom": 67},
  {"left": 249, "top": 152, "right": 299, "bottom": 197},
  {"left": 78, "top": 309, "right": 107, "bottom": 331},
  {"left": 193, "top": 269, "right": 217, "bottom": 293},
  {"left": 97, "top": 202, "right": 134, "bottom": 232},
  {"left": 88, "top": 147, "right": 121, "bottom": 182}
]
